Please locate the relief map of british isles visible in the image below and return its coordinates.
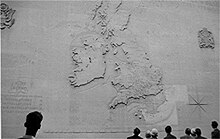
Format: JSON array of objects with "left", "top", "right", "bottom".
[
  {"left": 67, "top": 0, "right": 187, "bottom": 131},
  {"left": 1, "top": 0, "right": 219, "bottom": 138}
]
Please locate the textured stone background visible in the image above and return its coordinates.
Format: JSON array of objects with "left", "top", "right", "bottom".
[{"left": 1, "top": 1, "right": 219, "bottom": 139}]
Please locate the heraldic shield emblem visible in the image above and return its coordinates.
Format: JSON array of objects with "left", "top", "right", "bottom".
[
  {"left": 198, "top": 27, "right": 215, "bottom": 49},
  {"left": 1, "top": 3, "right": 16, "bottom": 30}
]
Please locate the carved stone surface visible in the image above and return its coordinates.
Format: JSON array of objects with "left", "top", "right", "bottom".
[
  {"left": 198, "top": 27, "right": 215, "bottom": 49},
  {"left": 9, "top": 80, "right": 28, "bottom": 94},
  {"left": 1, "top": 3, "right": 16, "bottom": 30}
]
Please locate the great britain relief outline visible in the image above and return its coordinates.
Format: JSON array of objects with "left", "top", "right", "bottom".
[{"left": 68, "top": 0, "right": 178, "bottom": 125}]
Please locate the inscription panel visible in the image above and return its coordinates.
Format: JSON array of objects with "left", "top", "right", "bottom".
[{"left": 1, "top": 94, "right": 43, "bottom": 126}]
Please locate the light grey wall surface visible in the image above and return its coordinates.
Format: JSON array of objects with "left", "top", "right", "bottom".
[{"left": 1, "top": 1, "right": 219, "bottom": 139}]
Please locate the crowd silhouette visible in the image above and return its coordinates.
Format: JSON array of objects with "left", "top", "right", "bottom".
[
  {"left": 17, "top": 111, "right": 219, "bottom": 139},
  {"left": 127, "top": 123, "right": 220, "bottom": 139}
]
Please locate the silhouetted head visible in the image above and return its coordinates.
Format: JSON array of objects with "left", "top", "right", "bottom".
[
  {"left": 211, "top": 121, "right": 218, "bottom": 129},
  {"left": 151, "top": 128, "right": 158, "bottom": 138},
  {"left": 24, "top": 111, "right": 43, "bottom": 130},
  {"left": 133, "top": 127, "right": 141, "bottom": 136},
  {"left": 145, "top": 130, "right": 151, "bottom": 138},
  {"left": 195, "top": 128, "right": 202, "bottom": 137},
  {"left": 185, "top": 128, "right": 191, "bottom": 135},
  {"left": 191, "top": 128, "right": 196, "bottom": 137},
  {"left": 165, "top": 126, "right": 172, "bottom": 134}
]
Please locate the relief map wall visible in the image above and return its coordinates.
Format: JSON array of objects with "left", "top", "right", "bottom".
[{"left": 1, "top": 1, "right": 219, "bottom": 139}]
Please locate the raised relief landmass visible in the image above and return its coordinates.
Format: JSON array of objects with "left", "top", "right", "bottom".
[
  {"left": 68, "top": 1, "right": 124, "bottom": 87},
  {"left": 69, "top": 36, "right": 107, "bottom": 87},
  {"left": 110, "top": 63, "right": 164, "bottom": 109},
  {"left": 68, "top": 0, "right": 171, "bottom": 125}
]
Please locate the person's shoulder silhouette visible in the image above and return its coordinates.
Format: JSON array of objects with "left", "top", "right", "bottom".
[
  {"left": 17, "top": 111, "right": 43, "bottom": 139},
  {"left": 145, "top": 130, "right": 152, "bottom": 139},
  {"left": 164, "top": 125, "right": 177, "bottom": 139},
  {"left": 127, "top": 127, "right": 143, "bottom": 139},
  {"left": 211, "top": 121, "right": 220, "bottom": 139},
  {"left": 195, "top": 128, "right": 207, "bottom": 139},
  {"left": 180, "top": 128, "right": 193, "bottom": 139},
  {"left": 151, "top": 128, "right": 159, "bottom": 139}
]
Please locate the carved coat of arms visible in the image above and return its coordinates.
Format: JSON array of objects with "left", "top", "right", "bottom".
[
  {"left": 198, "top": 27, "right": 215, "bottom": 49},
  {"left": 1, "top": 3, "right": 16, "bottom": 30}
]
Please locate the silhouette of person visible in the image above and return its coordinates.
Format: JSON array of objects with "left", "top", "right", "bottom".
[
  {"left": 180, "top": 128, "right": 193, "bottom": 139},
  {"left": 195, "top": 128, "right": 207, "bottom": 139},
  {"left": 211, "top": 121, "right": 220, "bottom": 139},
  {"left": 191, "top": 128, "right": 197, "bottom": 139},
  {"left": 145, "top": 130, "right": 151, "bottom": 139},
  {"left": 127, "top": 127, "right": 143, "bottom": 139},
  {"left": 151, "top": 128, "right": 159, "bottom": 139},
  {"left": 18, "top": 111, "right": 43, "bottom": 139},
  {"left": 164, "top": 125, "right": 177, "bottom": 139}
]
